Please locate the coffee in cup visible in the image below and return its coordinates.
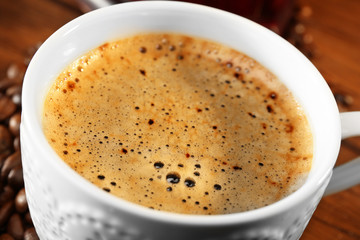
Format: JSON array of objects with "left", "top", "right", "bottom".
[{"left": 42, "top": 33, "right": 313, "bottom": 215}]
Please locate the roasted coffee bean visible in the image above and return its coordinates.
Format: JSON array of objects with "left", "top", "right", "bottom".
[
  {"left": 24, "top": 228, "right": 39, "bottom": 240},
  {"left": 5, "top": 85, "right": 21, "bottom": 98},
  {"left": 0, "top": 201, "right": 14, "bottom": 227},
  {"left": 0, "top": 153, "right": 11, "bottom": 171},
  {"left": 0, "top": 186, "right": 15, "bottom": 206},
  {"left": 0, "top": 126, "right": 12, "bottom": 155},
  {"left": 0, "top": 233, "right": 15, "bottom": 240},
  {"left": 5, "top": 86, "right": 22, "bottom": 106},
  {"left": 8, "top": 165, "right": 23, "bottom": 190},
  {"left": 0, "top": 78, "right": 19, "bottom": 92},
  {"left": 0, "top": 63, "right": 24, "bottom": 91},
  {"left": 334, "top": 93, "right": 354, "bottom": 108},
  {"left": 1, "top": 152, "right": 21, "bottom": 182},
  {"left": 6, "top": 64, "right": 22, "bottom": 81},
  {"left": 0, "top": 96, "right": 16, "bottom": 121},
  {"left": 8, "top": 113, "right": 21, "bottom": 137},
  {"left": 12, "top": 137, "right": 20, "bottom": 152},
  {"left": 14, "top": 188, "right": 27, "bottom": 213},
  {"left": 4, "top": 84, "right": 22, "bottom": 106},
  {"left": 10, "top": 94, "right": 21, "bottom": 106},
  {"left": 0, "top": 54, "right": 38, "bottom": 239},
  {"left": 6, "top": 214, "right": 24, "bottom": 240},
  {"left": 24, "top": 212, "right": 32, "bottom": 225}
]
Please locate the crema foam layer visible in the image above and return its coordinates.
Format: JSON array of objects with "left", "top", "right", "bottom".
[{"left": 42, "top": 33, "right": 313, "bottom": 215}]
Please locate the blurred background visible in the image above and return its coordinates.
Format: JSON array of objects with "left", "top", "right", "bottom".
[{"left": 0, "top": 0, "right": 359, "bottom": 239}]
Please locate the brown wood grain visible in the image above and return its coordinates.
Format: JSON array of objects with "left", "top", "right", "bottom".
[
  {"left": 298, "top": 0, "right": 360, "bottom": 239},
  {"left": 0, "top": 0, "right": 359, "bottom": 239}
]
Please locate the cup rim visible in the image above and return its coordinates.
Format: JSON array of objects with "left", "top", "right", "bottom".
[{"left": 22, "top": 1, "right": 341, "bottom": 226}]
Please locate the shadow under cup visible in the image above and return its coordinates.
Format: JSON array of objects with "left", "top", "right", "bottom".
[{"left": 21, "top": 2, "right": 341, "bottom": 240}]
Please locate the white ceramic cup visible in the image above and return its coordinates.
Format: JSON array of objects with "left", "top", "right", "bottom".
[{"left": 21, "top": 2, "right": 360, "bottom": 240}]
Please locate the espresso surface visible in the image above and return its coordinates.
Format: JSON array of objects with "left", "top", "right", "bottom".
[{"left": 42, "top": 33, "right": 313, "bottom": 215}]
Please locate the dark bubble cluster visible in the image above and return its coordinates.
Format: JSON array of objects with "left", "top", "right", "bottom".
[{"left": 43, "top": 33, "right": 313, "bottom": 215}]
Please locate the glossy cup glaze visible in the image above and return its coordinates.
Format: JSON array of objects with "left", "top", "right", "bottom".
[{"left": 21, "top": 2, "right": 360, "bottom": 240}]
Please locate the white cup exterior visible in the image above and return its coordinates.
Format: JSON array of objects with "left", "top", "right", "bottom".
[{"left": 21, "top": 2, "right": 342, "bottom": 240}]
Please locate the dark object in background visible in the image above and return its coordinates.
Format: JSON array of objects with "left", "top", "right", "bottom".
[
  {"left": 176, "top": 0, "right": 295, "bottom": 35},
  {"left": 111, "top": 0, "right": 295, "bottom": 35},
  {"left": 75, "top": 0, "right": 315, "bottom": 60},
  {"left": 78, "top": 0, "right": 315, "bottom": 58}
]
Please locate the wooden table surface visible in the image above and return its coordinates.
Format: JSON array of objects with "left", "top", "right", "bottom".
[{"left": 0, "top": 0, "right": 359, "bottom": 239}]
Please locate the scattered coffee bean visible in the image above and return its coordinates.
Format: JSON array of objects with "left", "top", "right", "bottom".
[
  {"left": 0, "top": 63, "right": 24, "bottom": 91},
  {"left": 15, "top": 188, "right": 27, "bottom": 213},
  {"left": 0, "top": 201, "right": 14, "bottom": 227},
  {"left": 0, "top": 49, "right": 39, "bottom": 239},
  {"left": 334, "top": 93, "right": 354, "bottom": 108},
  {"left": 0, "top": 233, "right": 15, "bottom": 240},
  {"left": 9, "top": 113, "right": 21, "bottom": 137},
  {"left": 6, "top": 64, "right": 22, "bottom": 81},
  {"left": 12, "top": 137, "right": 20, "bottom": 152},
  {"left": 0, "top": 186, "right": 15, "bottom": 206},
  {"left": 24, "top": 228, "right": 39, "bottom": 240},
  {"left": 10, "top": 94, "right": 21, "bottom": 106},
  {"left": 0, "top": 79, "right": 19, "bottom": 92},
  {"left": 0, "top": 96, "right": 16, "bottom": 121},
  {"left": 1, "top": 152, "right": 21, "bottom": 182},
  {"left": 6, "top": 214, "right": 24, "bottom": 240},
  {"left": 24, "top": 212, "right": 33, "bottom": 225},
  {"left": 5, "top": 85, "right": 21, "bottom": 99},
  {"left": 0, "top": 126, "right": 12, "bottom": 155},
  {"left": 6, "top": 85, "right": 22, "bottom": 106},
  {"left": 8, "top": 165, "right": 24, "bottom": 189}
]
